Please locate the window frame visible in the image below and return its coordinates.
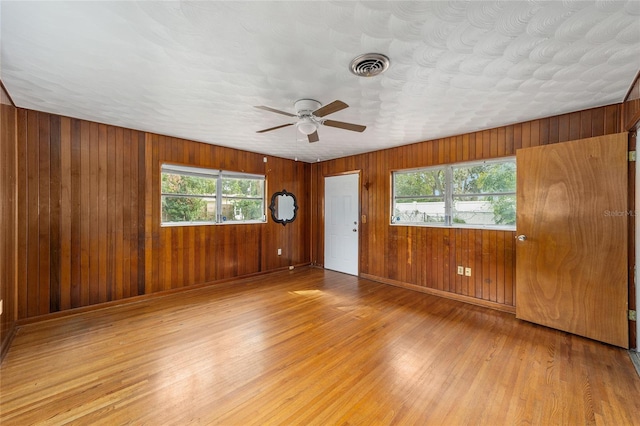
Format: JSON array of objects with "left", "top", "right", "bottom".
[
  {"left": 161, "top": 163, "right": 266, "bottom": 227},
  {"left": 391, "top": 157, "right": 516, "bottom": 230}
]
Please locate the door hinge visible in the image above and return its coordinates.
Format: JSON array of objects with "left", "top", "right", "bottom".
[
  {"left": 630, "top": 310, "right": 637, "bottom": 321},
  {"left": 629, "top": 151, "right": 636, "bottom": 162}
]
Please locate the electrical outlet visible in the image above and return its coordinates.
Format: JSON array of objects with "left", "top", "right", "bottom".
[
  {"left": 465, "top": 267, "right": 472, "bottom": 277},
  {"left": 277, "top": 248, "right": 282, "bottom": 256},
  {"left": 457, "top": 266, "right": 464, "bottom": 275}
]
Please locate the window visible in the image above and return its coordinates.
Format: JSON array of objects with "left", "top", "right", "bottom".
[
  {"left": 161, "top": 164, "right": 265, "bottom": 225},
  {"left": 392, "top": 168, "right": 447, "bottom": 224},
  {"left": 392, "top": 158, "right": 516, "bottom": 229}
]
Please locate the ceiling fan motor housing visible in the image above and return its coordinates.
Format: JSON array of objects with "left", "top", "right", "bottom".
[
  {"left": 294, "top": 99, "right": 321, "bottom": 117},
  {"left": 294, "top": 99, "right": 322, "bottom": 135}
]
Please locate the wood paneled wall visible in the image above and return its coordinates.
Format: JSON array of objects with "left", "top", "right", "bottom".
[
  {"left": 623, "top": 72, "right": 640, "bottom": 131},
  {"left": 1, "top": 85, "right": 18, "bottom": 359},
  {"left": 311, "top": 105, "right": 622, "bottom": 311},
  {"left": 15, "top": 110, "right": 310, "bottom": 319}
]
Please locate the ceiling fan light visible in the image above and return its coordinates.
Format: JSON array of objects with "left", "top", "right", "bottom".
[{"left": 296, "top": 118, "right": 317, "bottom": 135}]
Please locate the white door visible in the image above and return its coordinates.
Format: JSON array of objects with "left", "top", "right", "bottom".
[{"left": 324, "top": 174, "right": 359, "bottom": 275}]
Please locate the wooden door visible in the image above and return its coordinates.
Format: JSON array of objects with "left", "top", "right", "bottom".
[
  {"left": 324, "top": 174, "right": 359, "bottom": 275},
  {"left": 515, "top": 133, "right": 628, "bottom": 348}
]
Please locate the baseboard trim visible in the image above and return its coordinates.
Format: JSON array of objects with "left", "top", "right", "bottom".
[
  {"left": 16, "top": 263, "right": 311, "bottom": 327},
  {"left": 630, "top": 350, "right": 640, "bottom": 378},
  {"left": 1, "top": 323, "right": 18, "bottom": 363},
  {"left": 360, "top": 273, "right": 516, "bottom": 314}
]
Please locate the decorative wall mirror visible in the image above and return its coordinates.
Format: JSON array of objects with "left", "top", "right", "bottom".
[{"left": 269, "top": 189, "right": 298, "bottom": 226}]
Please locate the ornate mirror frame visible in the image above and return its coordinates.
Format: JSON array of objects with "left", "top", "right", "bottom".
[{"left": 269, "top": 189, "right": 298, "bottom": 226}]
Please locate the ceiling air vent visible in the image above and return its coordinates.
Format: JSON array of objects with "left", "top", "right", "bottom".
[{"left": 349, "top": 53, "right": 390, "bottom": 77}]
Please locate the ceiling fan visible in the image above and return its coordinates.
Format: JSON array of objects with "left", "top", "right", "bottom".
[{"left": 254, "top": 99, "right": 366, "bottom": 143}]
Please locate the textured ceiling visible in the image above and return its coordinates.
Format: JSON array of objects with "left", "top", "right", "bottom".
[{"left": 2, "top": 1, "right": 639, "bottom": 163}]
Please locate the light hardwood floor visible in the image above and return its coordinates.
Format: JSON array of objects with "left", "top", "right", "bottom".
[{"left": 1, "top": 267, "right": 639, "bottom": 425}]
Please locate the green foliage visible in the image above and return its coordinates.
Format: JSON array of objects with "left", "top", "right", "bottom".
[
  {"left": 474, "top": 163, "right": 516, "bottom": 225},
  {"left": 453, "top": 166, "right": 482, "bottom": 194},
  {"left": 222, "top": 199, "right": 263, "bottom": 221},
  {"left": 162, "top": 173, "right": 216, "bottom": 222},
  {"left": 162, "top": 196, "right": 212, "bottom": 222},
  {"left": 475, "top": 163, "right": 516, "bottom": 193},
  {"left": 222, "top": 178, "right": 263, "bottom": 197},
  {"left": 453, "top": 163, "right": 515, "bottom": 195},
  {"left": 221, "top": 178, "right": 264, "bottom": 221},
  {"left": 490, "top": 195, "right": 516, "bottom": 225},
  {"left": 162, "top": 173, "right": 216, "bottom": 196},
  {"left": 394, "top": 169, "right": 445, "bottom": 198}
]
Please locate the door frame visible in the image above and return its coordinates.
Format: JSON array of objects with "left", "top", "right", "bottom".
[
  {"left": 636, "top": 132, "right": 640, "bottom": 351},
  {"left": 322, "top": 170, "right": 361, "bottom": 274}
]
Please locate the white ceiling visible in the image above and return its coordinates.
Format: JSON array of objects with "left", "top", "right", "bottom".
[{"left": 2, "top": 1, "right": 639, "bottom": 163}]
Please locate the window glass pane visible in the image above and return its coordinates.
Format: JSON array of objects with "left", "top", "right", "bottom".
[
  {"left": 453, "top": 162, "right": 515, "bottom": 195},
  {"left": 394, "top": 169, "right": 445, "bottom": 197},
  {"left": 453, "top": 195, "right": 516, "bottom": 226},
  {"left": 161, "top": 165, "right": 266, "bottom": 225},
  {"left": 392, "top": 158, "right": 515, "bottom": 229},
  {"left": 162, "top": 196, "right": 216, "bottom": 223},
  {"left": 221, "top": 198, "right": 264, "bottom": 222},
  {"left": 393, "top": 198, "right": 446, "bottom": 224},
  {"left": 222, "top": 177, "right": 264, "bottom": 198},
  {"left": 161, "top": 173, "right": 216, "bottom": 196}
]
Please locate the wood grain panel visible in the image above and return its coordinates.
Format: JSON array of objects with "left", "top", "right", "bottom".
[
  {"left": 623, "top": 73, "right": 640, "bottom": 131},
  {"left": 311, "top": 105, "right": 622, "bottom": 311},
  {"left": 89, "top": 122, "right": 99, "bottom": 305},
  {"left": 60, "top": 117, "right": 72, "bottom": 311},
  {"left": 80, "top": 120, "right": 91, "bottom": 307},
  {"left": 0, "top": 87, "right": 18, "bottom": 360},
  {"left": 26, "top": 110, "right": 40, "bottom": 317},
  {"left": 16, "top": 109, "right": 27, "bottom": 324}
]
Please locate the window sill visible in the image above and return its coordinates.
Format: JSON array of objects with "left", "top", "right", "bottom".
[
  {"left": 161, "top": 220, "right": 266, "bottom": 227},
  {"left": 390, "top": 222, "right": 516, "bottom": 231}
]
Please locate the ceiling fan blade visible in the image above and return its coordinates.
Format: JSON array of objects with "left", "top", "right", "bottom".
[
  {"left": 307, "top": 131, "right": 319, "bottom": 143},
  {"left": 313, "top": 100, "right": 348, "bottom": 117},
  {"left": 323, "top": 119, "right": 366, "bottom": 133},
  {"left": 256, "top": 123, "right": 294, "bottom": 133},
  {"left": 254, "top": 105, "right": 296, "bottom": 117}
]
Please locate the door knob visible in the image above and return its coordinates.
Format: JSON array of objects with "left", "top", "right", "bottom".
[
  {"left": 516, "top": 235, "right": 527, "bottom": 241},
  {"left": 353, "top": 229, "right": 357, "bottom": 232}
]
